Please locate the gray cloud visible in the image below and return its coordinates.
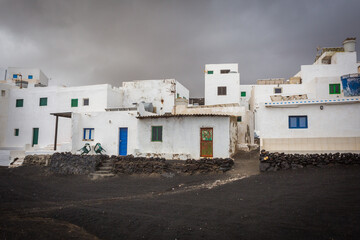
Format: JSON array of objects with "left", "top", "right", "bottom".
[{"left": 1, "top": 0, "right": 359, "bottom": 96}]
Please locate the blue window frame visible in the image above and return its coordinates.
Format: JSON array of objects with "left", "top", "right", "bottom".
[
  {"left": 28, "top": 75, "right": 33, "bottom": 79},
  {"left": 13, "top": 74, "right": 18, "bottom": 78},
  {"left": 83, "top": 128, "right": 94, "bottom": 140},
  {"left": 289, "top": 116, "right": 308, "bottom": 129}
]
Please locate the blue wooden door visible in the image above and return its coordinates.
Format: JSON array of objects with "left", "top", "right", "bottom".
[{"left": 119, "top": 128, "right": 128, "bottom": 156}]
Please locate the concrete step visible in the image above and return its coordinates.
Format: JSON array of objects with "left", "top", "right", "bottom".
[
  {"left": 95, "top": 170, "right": 112, "bottom": 174},
  {"left": 98, "top": 166, "right": 112, "bottom": 170},
  {"left": 90, "top": 173, "right": 115, "bottom": 178}
]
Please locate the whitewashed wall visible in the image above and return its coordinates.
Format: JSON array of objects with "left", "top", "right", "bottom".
[
  {"left": 71, "top": 111, "right": 138, "bottom": 155},
  {"left": 301, "top": 52, "right": 358, "bottom": 83},
  {"left": 137, "top": 116, "right": 231, "bottom": 159},
  {"left": 175, "top": 81, "right": 189, "bottom": 100},
  {"left": 205, "top": 64, "right": 240, "bottom": 105},
  {"left": 257, "top": 103, "right": 360, "bottom": 152},
  {"left": 121, "top": 79, "right": 178, "bottom": 114},
  {"left": 6, "top": 67, "right": 49, "bottom": 85},
  {"left": 4, "top": 84, "right": 114, "bottom": 149}
]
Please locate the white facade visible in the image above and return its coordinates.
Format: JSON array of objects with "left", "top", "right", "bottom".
[
  {"left": 120, "top": 79, "right": 189, "bottom": 114},
  {"left": 71, "top": 111, "right": 139, "bottom": 156},
  {"left": 205, "top": 64, "right": 240, "bottom": 106},
  {"left": 252, "top": 39, "right": 360, "bottom": 152},
  {"left": 4, "top": 67, "right": 49, "bottom": 86},
  {"left": 3, "top": 84, "right": 121, "bottom": 150}
]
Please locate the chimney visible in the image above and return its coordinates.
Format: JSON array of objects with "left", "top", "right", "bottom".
[{"left": 343, "top": 37, "right": 356, "bottom": 52}]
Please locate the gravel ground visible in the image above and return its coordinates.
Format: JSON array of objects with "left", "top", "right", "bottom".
[{"left": 1, "top": 158, "right": 360, "bottom": 240}]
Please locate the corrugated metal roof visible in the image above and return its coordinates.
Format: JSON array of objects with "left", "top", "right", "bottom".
[{"left": 137, "top": 113, "right": 233, "bottom": 119}]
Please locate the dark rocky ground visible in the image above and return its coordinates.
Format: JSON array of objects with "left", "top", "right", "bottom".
[{"left": 1, "top": 155, "right": 360, "bottom": 240}]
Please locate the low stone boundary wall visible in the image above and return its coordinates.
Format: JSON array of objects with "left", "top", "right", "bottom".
[
  {"left": 23, "top": 155, "right": 51, "bottom": 166},
  {"left": 21, "top": 153, "right": 234, "bottom": 175},
  {"left": 49, "top": 152, "right": 107, "bottom": 175},
  {"left": 111, "top": 156, "right": 234, "bottom": 175},
  {"left": 260, "top": 150, "right": 360, "bottom": 172}
]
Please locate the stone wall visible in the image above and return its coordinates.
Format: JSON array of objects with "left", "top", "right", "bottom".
[
  {"left": 111, "top": 156, "right": 234, "bottom": 175},
  {"left": 23, "top": 155, "right": 51, "bottom": 166},
  {"left": 21, "top": 153, "right": 234, "bottom": 175},
  {"left": 260, "top": 150, "right": 360, "bottom": 172},
  {"left": 49, "top": 152, "right": 105, "bottom": 175}
]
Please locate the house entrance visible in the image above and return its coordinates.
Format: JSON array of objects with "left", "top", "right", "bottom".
[
  {"left": 200, "top": 128, "right": 213, "bottom": 157},
  {"left": 119, "top": 128, "right": 128, "bottom": 156},
  {"left": 32, "top": 128, "right": 39, "bottom": 147}
]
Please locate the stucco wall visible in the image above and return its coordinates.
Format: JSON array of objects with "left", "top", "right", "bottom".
[
  {"left": 4, "top": 84, "right": 113, "bottom": 149},
  {"left": 137, "top": 116, "right": 231, "bottom": 159},
  {"left": 121, "top": 79, "right": 178, "bottom": 114},
  {"left": 205, "top": 64, "right": 240, "bottom": 105},
  {"left": 71, "top": 111, "right": 138, "bottom": 155},
  {"left": 257, "top": 103, "right": 360, "bottom": 152}
]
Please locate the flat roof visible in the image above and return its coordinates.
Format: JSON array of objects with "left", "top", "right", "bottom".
[{"left": 137, "top": 113, "right": 232, "bottom": 119}]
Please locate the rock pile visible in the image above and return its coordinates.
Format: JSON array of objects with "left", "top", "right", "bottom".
[
  {"left": 23, "top": 155, "right": 51, "bottom": 166},
  {"left": 110, "top": 155, "right": 234, "bottom": 175},
  {"left": 49, "top": 152, "right": 105, "bottom": 175},
  {"left": 260, "top": 150, "right": 360, "bottom": 172}
]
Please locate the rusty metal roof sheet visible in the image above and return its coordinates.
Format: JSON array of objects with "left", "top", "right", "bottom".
[{"left": 137, "top": 113, "right": 233, "bottom": 119}]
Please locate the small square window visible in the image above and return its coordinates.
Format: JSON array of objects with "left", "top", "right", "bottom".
[
  {"left": 83, "top": 128, "right": 94, "bottom": 140},
  {"left": 329, "top": 84, "right": 341, "bottom": 94},
  {"left": 13, "top": 74, "right": 18, "bottom": 79},
  {"left": 28, "top": 75, "right": 33, "bottom": 79},
  {"left": 14, "top": 129, "right": 19, "bottom": 136},
  {"left": 220, "top": 69, "right": 230, "bottom": 74},
  {"left": 83, "top": 98, "right": 89, "bottom": 106},
  {"left": 241, "top": 91, "right": 246, "bottom": 97},
  {"left": 289, "top": 116, "right": 308, "bottom": 129},
  {"left": 16, "top": 99, "right": 23, "bottom": 107},
  {"left": 218, "top": 86, "right": 227, "bottom": 96},
  {"left": 39, "top": 97, "right": 47, "bottom": 106},
  {"left": 274, "top": 88, "right": 282, "bottom": 94},
  {"left": 152, "top": 126, "right": 163, "bottom": 142},
  {"left": 1, "top": 90, "right": 5, "bottom": 97},
  {"left": 207, "top": 70, "right": 214, "bottom": 74},
  {"left": 237, "top": 116, "right": 242, "bottom": 122},
  {"left": 71, "top": 99, "right": 78, "bottom": 107}
]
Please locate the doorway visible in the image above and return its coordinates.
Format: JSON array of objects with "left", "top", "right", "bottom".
[{"left": 200, "top": 128, "right": 213, "bottom": 157}]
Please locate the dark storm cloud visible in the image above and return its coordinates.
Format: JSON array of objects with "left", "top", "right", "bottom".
[{"left": 0, "top": 0, "right": 359, "bottom": 96}]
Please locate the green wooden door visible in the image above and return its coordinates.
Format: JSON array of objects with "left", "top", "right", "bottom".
[
  {"left": 200, "top": 128, "right": 213, "bottom": 157},
  {"left": 32, "top": 128, "right": 39, "bottom": 146}
]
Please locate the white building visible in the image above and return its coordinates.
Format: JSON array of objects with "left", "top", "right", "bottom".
[
  {"left": 253, "top": 38, "right": 360, "bottom": 152},
  {"left": 204, "top": 63, "right": 240, "bottom": 105}
]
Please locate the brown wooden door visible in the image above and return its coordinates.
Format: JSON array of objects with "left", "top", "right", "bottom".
[{"left": 200, "top": 128, "right": 213, "bottom": 157}]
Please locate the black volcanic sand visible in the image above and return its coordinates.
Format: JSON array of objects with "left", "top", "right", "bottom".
[{"left": 1, "top": 164, "right": 360, "bottom": 240}]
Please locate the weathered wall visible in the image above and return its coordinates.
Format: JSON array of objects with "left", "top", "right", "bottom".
[
  {"left": 137, "top": 116, "right": 231, "bottom": 159},
  {"left": 121, "top": 79, "right": 177, "bottom": 115},
  {"left": 71, "top": 111, "right": 138, "bottom": 156}
]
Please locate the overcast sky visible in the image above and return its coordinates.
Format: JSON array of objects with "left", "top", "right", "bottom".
[{"left": 0, "top": 0, "right": 359, "bottom": 97}]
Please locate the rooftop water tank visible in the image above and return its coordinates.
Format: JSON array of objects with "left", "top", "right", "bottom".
[{"left": 343, "top": 38, "right": 356, "bottom": 52}]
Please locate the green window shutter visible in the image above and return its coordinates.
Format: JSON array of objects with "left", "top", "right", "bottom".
[
  {"left": 207, "top": 71, "right": 214, "bottom": 74},
  {"left": 151, "top": 126, "right": 163, "bottom": 142},
  {"left": 39, "top": 97, "right": 47, "bottom": 106},
  {"left": 241, "top": 91, "right": 246, "bottom": 97},
  {"left": 16, "top": 99, "right": 23, "bottom": 107},
  {"left": 14, "top": 129, "right": 19, "bottom": 136},
  {"left": 71, "top": 99, "right": 78, "bottom": 107},
  {"left": 329, "top": 84, "right": 341, "bottom": 94}
]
